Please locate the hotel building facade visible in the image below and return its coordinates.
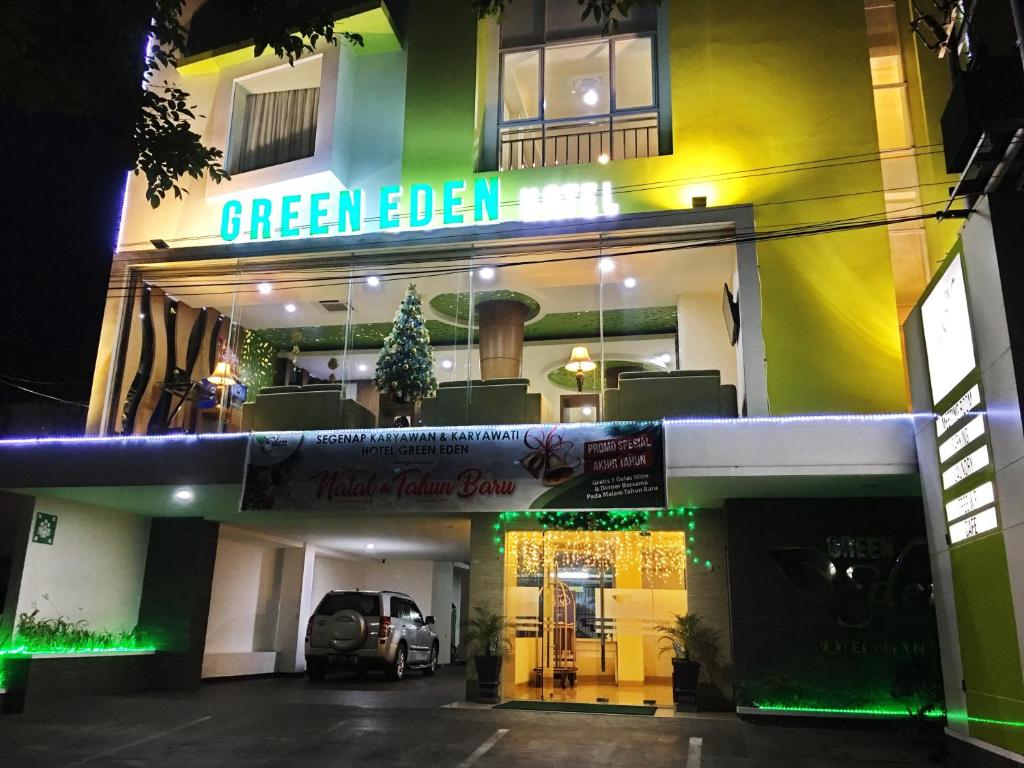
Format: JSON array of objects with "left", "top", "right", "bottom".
[{"left": 1, "top": 1, "right": 1022, "bottom": 763}]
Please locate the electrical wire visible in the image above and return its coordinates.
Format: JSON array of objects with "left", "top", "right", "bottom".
[
  {"left": 114, "top": 144, "right": 949, "bottom": 249},
  {"left": 0, "top": 377, "right": 89, "bottom": 409},
  {"left": 0, "top": 373, "right": 90, "bottom": 387}
]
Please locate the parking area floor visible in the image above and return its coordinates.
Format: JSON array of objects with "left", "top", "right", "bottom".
[{"left": 0, "top": 667, "right": 947, "bottom": 767}]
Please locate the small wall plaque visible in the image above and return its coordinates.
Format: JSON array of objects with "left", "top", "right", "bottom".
[{"left": 32, "top": 512, "right": 57, "bottom": 545}]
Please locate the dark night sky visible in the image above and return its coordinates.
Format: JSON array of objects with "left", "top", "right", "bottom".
[{"left": 0, "top": 107, "right": 127, "bottom": 408}]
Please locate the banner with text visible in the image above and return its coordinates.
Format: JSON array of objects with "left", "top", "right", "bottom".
[{"left": 241, "top": 421, "right": 665, "bottom": 512}]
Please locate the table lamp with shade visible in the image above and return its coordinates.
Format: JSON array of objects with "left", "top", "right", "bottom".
[
  {"left": 207, "top": 361, "right": 237, "bottom": 387},
  {"left": 564, "top": 345, "right": 596, "bottom": 392}
]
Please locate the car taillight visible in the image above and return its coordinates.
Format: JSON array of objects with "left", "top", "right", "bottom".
[
  {"left": 305, "top": 615, "right": 315, "bottom": 640},
  {"left": 379, "top": 616, "right": 391, "bottom": 643}
]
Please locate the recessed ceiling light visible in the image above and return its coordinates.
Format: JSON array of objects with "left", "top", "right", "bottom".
[
  {"left": 366, "top": 276, "right": 380, "bottom": 287},
  {"left": 598, "top": 258, "right": 614, "bottom": 274},
  {"left": 623, "top": 277, "right": 636, "bottom": 288},
  {"left": 659, "top": 353, "right": 672, "bottom": 364},
  {"left": 582, "top": 89, "right": 599, "bottom": 106},
  {"left": 441, "top": 359, "right": 453, "bottom": 370},
  {"left": 257, "top": 282, "right": 272, "bottom": 294},
  {"left": 478, "top": 267, "right": 495, "bottom": 280},
  {"left": 358, "top": 364, "right": 368, "bottom": 372},
  {"left": 581, "top": 406, "right": 593, "bottom": 416},
  {"left": 173, "top": 487, "right": 194, "bottom": 503},
  {"left": 284, "top": 303, "right": 297, "bottom": 313},
  {"left": 598, "top": 153, "right": 610, "bottom": 165},
  {"left": 365, "top": 543, "right": 375, "bottom": 550}
]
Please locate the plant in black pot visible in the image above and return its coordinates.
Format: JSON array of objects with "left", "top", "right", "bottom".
[
  {"left": 466, "top": 604, "right": 512, "bottom": 703},
  {"left": 655, "top": 612, "right": 721, "bottom": 712}
]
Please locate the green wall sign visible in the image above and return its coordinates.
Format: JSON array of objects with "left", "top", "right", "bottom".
[{"left": 32, "top": 512, "right": 57, "bottom": 546}]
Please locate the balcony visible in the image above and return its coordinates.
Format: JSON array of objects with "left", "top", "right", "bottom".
[{"left": 500, "top": 113, "right": 659, "bottom": 171}]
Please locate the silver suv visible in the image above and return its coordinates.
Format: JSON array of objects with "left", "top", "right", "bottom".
[{"left": 304, "top": 590, "right": 439, "bottom": 681}]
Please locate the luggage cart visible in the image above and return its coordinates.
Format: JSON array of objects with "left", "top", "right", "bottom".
[{"left": 552, "top": 581, "right": 577, "bottom": 688}]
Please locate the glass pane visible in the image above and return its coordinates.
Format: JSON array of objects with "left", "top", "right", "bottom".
[
  {"left": 613, "top": 37, "right": 654, "bottom": 109},
  {"left": 544, "top": 41, "right": 610, "bottom": 120},
  {"left": 865, "top": 4, "right": 903, "bottom": 86},
  {"left": 503, "top": 50, "right": 541, "bottom": 122},
  {"left": 500, "top": 124, "right": 544, "bottom": 170},
  {"left": 873, "top": 85, "right": 913, "bottom": 150},
  {"left": 611, "top": 112, "right": 658, "bottom": 160},
  {"left": 543, "top": 119, "right": 609, "bottom": 166}
]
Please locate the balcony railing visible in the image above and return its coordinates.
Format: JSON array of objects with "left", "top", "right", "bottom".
[{"left": 500, "top": 112, "right": 659, "bottom": 171}]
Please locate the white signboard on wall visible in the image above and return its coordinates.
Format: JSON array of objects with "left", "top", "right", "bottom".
[{"left": 921, "top": 255, "right": 977, "bottom": 405}]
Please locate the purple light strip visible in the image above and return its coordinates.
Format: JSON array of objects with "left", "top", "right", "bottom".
[{"left": 0, "top": 432, "right": 244, "bottom": 447}]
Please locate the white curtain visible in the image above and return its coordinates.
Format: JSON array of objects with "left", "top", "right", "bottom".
[{"left": 235, "top": 87, "right": 320, "bottom": 173}]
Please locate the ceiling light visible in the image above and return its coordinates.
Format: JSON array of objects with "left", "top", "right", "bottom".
[
  {"left": 598, "top": 258, "right": 614, "bottom": 274},
  {"left": 358, "top": 364, "right": 368, "bottom": 372},
  {"left": 623, "top": 277, "right": 636, "bottom": 288},
  {"left": 173, "top": 487, "right": 194, "bottom": 503},
  {"left": 257, "top": 282, "right": 272, "bottom": 294},
  {"left": 365, "top": 543, "right": 375, "bottom": 550},
  {"left": 659, "top": 353, "right": 672, "bottom": 364},
  {"left": 582, "top": 89, "right": 599, "bottom": 106},
  {"left": 284, "top": 303, "right": 297, "bottom": 313},
  {"left": 441, "top": 359, "right": 453, "bottom": 370},
  {"left": 598, "top": 153, "right": 610, "bottom": 165},
  {"left": 479, "top": 266, "right": 495, "bottom": 280},
  {"left": 366, "top": 276, "right": 380, "bottom": 287},
  {"left": 581, "top": 406, "right": 593, "bottom": 416}
]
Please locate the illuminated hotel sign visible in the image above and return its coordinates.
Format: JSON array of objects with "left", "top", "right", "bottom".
[
  {"left": 920, "top": 246, "right": 1000, "bottom": 547},
  {"left": 219, "top": 178, "right": 620, "bottom": 242}
]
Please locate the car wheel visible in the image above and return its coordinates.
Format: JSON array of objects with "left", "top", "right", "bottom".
[
  {"left": 388, "top": 644, "right": 406, "bottom": 681},
  {"left": 423, "top": 643, "right": 438, "bottom": 676},
  {"left": 306, "top": 657, "right": 328, "bottom": 681}
]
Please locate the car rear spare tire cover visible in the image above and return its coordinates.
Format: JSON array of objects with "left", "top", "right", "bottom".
[{"left": 329, "top": 608, "right": 367, "bottom": 651}]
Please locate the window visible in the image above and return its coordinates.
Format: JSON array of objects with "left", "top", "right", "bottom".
[
  {"left": 316, "top": 592, "right": 380, "bottom": 616},
  {"left": 499, "top": 35, "right": 658, "bottom": 170},
  {"left": 407, "top": 602, "right": 424, "bottom": 623},
  {"left": 228, "top": 57, "right": 322, "bottom": 174},
  {"left": 390, "top": 597, "right": 411, "bottom": 619}
]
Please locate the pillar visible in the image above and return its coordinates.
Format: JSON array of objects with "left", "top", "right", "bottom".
[
  {"left": 466, "top": 513, "right": 504, "bottom": 699},
  {"left": 477, "top": 300, "right": 528, "bottom": 380},
  {"left": 274, "top": 543, "right": 316, "bottom": 673}
]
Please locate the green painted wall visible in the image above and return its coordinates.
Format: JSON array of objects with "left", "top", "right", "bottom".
[
  {"left": 400, "top": 0, "right": 912, "bottom": 414},
  {"left": 950, "top": 532, "right": 1024, "bottom": 753}
]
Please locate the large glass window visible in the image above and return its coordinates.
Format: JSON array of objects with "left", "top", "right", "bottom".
[{"left": 499, "top": 35, "right": 659, "bottom": 170}]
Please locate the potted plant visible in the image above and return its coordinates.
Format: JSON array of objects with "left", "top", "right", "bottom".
[
  {"left": 465, "top": 604, "right": 512, "bottom": 703},
  {"left": 655, "top": 612, "right": 721, "bottom": 712}
]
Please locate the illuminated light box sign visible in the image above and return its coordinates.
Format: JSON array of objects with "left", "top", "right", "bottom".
[
  {"left": 948, "top": 507, "right": 998, "bottom": 545},
  {"left": 946, "top": 481, "right": 995, "bottom": 523},
  {"left": 219, "top": 178, "right": 620, "bottom": 242},
  {"left": 920, "top": 243, "right": 1001, "bottom": 547}
]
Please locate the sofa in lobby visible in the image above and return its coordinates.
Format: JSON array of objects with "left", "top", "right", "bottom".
[
  {"left": 241, "top": 384, "right": 377, "bottom": 431},
  {"left": 419, "top": 378, "right": 550, "bottom": 426},
  {"left": 603, "top": 370, "right": 739, "bottom": 420}
]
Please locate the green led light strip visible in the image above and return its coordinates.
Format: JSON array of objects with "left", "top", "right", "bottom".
[
  {"left": 963, "top": 715, "right": 1024, "bottom": 728},
  {"left": 755, "top": 704, "right": 944, "bottom": 718},
  {"left": 0, "top": 645, "right": 157, "bottom": 656}
]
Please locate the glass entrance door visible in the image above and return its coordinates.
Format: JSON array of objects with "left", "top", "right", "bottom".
[{"left": 504, "top": 528, "right": 687, "bottom": 705}]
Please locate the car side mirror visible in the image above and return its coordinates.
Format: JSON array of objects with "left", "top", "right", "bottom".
[{"left": 425, "top": 615, "right": 435, "bottom": 625}]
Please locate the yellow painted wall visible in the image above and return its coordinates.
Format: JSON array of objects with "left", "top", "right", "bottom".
[{"left": 400, "top": 0, "right": 919, "bottom": 413}]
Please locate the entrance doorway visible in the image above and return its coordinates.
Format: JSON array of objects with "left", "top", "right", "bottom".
[{"left": 503, "top": 529, "right": 687, "bottom": 705}]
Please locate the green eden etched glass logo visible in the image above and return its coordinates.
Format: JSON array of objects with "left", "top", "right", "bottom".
[{"left": 32, "top": 512, "right": 57, "bottom": 545}]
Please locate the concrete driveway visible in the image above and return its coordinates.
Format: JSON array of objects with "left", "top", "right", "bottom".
[{"left": 0, "top": 667, "right": 946, "bottom": 767}]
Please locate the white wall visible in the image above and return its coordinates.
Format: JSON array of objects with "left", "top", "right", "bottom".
[
  {"left": 311, "top": 553, "right": 365, "bottom": 605},
  {"left": 676, "top": 293, "right": 738, "bottom": 386},
  {"left": 15, "top": 497, "right": 151, "bottom": 635},
  {"left": 204, "top": 534, "right": 283, "bottom": 654}
]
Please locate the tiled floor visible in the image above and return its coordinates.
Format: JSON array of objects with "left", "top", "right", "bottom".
[{"left": 510, "top": 679, "right": 674, "bottom": 706}]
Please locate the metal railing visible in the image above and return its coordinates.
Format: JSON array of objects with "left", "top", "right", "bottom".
[{"left": 500, "top": 112, "right": 659, "bottom": 171}]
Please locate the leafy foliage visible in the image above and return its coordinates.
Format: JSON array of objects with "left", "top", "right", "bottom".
[
  {"left": 654, "top": 612, "right": 722, "bottom": 679},
  {"left": 471, "top": 0, "right": 660, "bottom": 31},
  {"left": 12, "top": 609, "right": 141, "bottom": 653},
  {"left": 465, "top": 605, "right": 514, "bottom": 657},
  {"left": 374, "top": 285, "right": 438, "bottom": 403},
  {"left": 891, "top": 656, "right": 946, "bottom": 720}
]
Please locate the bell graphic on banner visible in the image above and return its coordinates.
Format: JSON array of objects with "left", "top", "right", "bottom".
[{"left": 540, "top": 454, "right": 576, "bottom": 486}]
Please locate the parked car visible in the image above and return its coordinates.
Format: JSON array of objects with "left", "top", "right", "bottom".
[{"left": 305, "top": 590, "right": 439, "bottom": 681}]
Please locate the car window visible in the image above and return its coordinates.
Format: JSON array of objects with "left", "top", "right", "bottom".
[
  {"left": 389, "top": 597, "right": 410, "bottom": 619},
  {"left": 407, "top": 602, "right": 423, "bottom": 623},
  {"left": 316, "top": 592, "right": 380, "bottom": 617}
]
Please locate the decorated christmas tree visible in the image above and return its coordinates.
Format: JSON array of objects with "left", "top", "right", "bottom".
[{"left": 374, "top": 284, "right": 438, "bottom": 404}]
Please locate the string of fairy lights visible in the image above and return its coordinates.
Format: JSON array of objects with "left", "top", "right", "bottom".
[{"left": 494, "top": 508, "right": 713, "bottom": 582}]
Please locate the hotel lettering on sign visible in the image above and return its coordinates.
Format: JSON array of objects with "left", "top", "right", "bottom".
[{"left": 920, "top": 245, "right": 1000, "bottom": 547}]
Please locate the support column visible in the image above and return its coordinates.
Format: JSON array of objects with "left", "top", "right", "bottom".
[
  {"left": 136, "top": 517, "right": 219, "bottom": 690},
  {"left": 275, "top": 544, "right": 316, "bottom": 673},
  {"left": 466, "top": 514, "right": 503, "bottom": 700},
  {"left": 431, "top": 561, "right": 455, "bottom": 664},
  {"left": 477, "top": 300, "right": 528, "bottom": 380},
  {"left": 0, "top": 492, "right": 34, "bottom": 649}
]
